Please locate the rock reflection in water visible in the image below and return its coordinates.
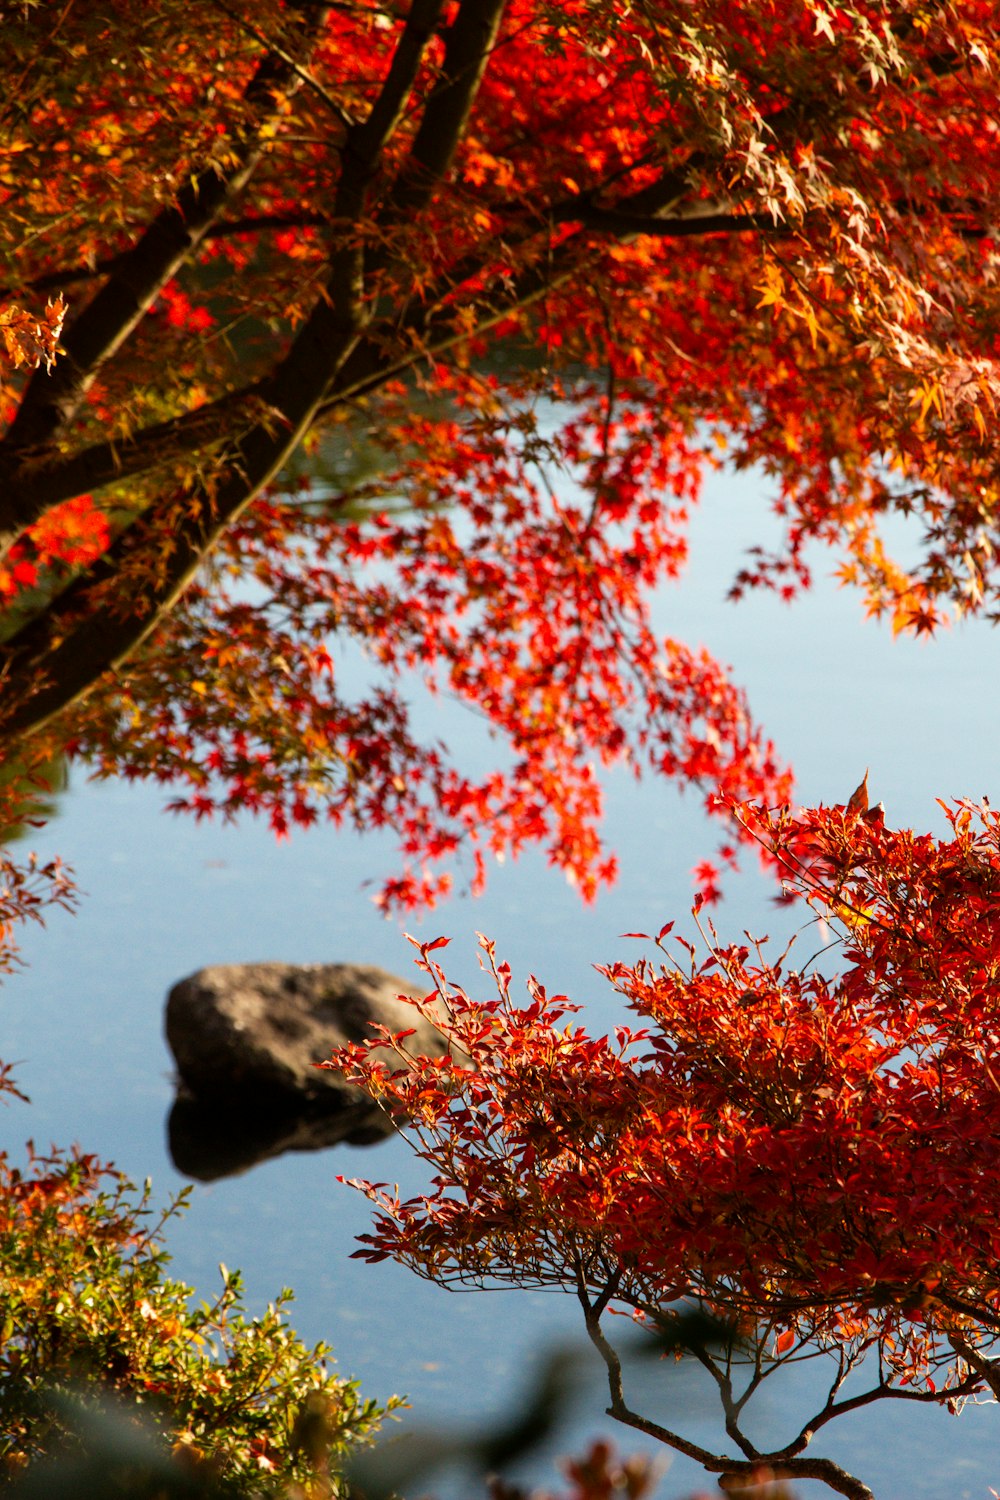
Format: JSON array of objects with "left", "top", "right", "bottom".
[
  {"left": 164, "top": 960, "right": 452, "bottom": 1181},
  {"left": 168, "top": 1089, "right": 393, "bottom": 1181}
]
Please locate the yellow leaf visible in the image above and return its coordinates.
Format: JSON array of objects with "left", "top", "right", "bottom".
[{"left": 755, "top": 262, "right": 785, "bottom": 312}]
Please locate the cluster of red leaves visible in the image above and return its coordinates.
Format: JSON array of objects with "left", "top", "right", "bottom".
[
  {"left": 0, "top": 844, "right": 75, "bottom": 976},
  {"left": 0, "top": 495, "right": 110, "bottom": 601},
  {"left": 0, "top": 759, "right": 76, "bottom": 975},
  {"left": 334, "top": 793, "right": 1000, "bottom": 1397},
  {"left": 69, "top": 398, "right": 790, "bottom": 909}
]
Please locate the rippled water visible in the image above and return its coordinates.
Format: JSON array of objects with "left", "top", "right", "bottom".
[{"left": 5, "top": 464, "right": 1000, "bottom": 1499}]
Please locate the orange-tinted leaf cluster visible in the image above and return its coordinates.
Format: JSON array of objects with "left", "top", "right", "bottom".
[
  {"left": 335, "top": 796, "right": 1000, "bottom": 1406},
  {"left": 0, "top": 298, "right": 65, "bottom": 374},
  {"left": 540, "top": 1440, "right": 659, "bottom": 1500}
]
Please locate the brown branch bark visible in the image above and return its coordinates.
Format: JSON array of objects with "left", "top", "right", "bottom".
[
  {"left": 0, "top": 0, "right": 469, "bottom": 538},
  {"left": 384, "top": 0, "right": 507, "bottom": 219},
  {"left": 0, "top": 299, "right": 359, "bottom": 739},
  {"left": 558, "top": 207, "right": 775, "bottom": 237},
  {"left": 689, "top": 1345, "right": 762, "bottom": 1460},
  {"left": 574, "top": 1272, "right": 877, "bottom": 1500},
  {"left": 947, "top": 1333, "right": 1000, "bottom": 1400},
  {"left": 0, "top": 215, "right": 334, "bottom": 302},
  {"left": 0, "top": 1, "right": 521, "bottom": 535},
  {"left": 347, "top": 0, "right": 449, "bottom": 172}
]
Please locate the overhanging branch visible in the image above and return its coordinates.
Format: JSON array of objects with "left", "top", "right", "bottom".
[
  {"left": 3, "top": 215, "right": 594, "bottom": 519},
  {"left": 0, "top": 7, "right": 331, "bottom": 552},
  {"left": 0, "top": 0, "right": 512, "bottom": 742}
]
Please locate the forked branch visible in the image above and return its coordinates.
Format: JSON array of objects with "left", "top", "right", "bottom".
[{"left": 574, "top": 1268, "right": 876, "bottom": 1500}]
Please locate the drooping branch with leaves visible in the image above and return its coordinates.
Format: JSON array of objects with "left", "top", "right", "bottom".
[{"left": 1, "top": 0, "right": 999, "bottom": 905}]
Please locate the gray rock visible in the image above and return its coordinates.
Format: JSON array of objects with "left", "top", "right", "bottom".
[{"left": 165, "top": 961, "right": 450, "bottom": 1108}]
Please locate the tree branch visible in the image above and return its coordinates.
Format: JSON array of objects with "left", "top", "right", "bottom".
[
  {"left": 383, "top": 0, "right": 507, "bottom": 219},
  {"left": 0, "top": 8, "right": 330, "bottom": 552},
  {"left": 1, "top": 215, "right": 334, "bottom": 302},
  {"left": 0, "top": 264, "right": 366, "bottom": 737},
  {"left": 559, "top": 207, "right": 776, "bottom": 238},
  {"left": 3, "top": 199, "right": 598, "bottom": 521},
  {"left": 572, "top": 1270, "right": 877, "bottom": 1500},
  {"left": 208, "top": 0, "right": 356, "bottom": 128},
  {"left": 0, "top": 0, "right": 512, "bottom": 740},
  {"left": 772, "top": 1354, "right": 986, "bottom": 1463},
  {"left": 346, "top": 0, "right": 448, "bottom": 173},
  {"left": 947, "top": 1333, "right": 1000, "bottom": 1401},
  {"left": 689, "top": 1344, "right": 761, "bottom": 1460}
]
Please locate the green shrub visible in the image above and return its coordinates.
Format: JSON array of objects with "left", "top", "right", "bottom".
[{"left": 0, "top": 1132, "right": 401, "bottom": 1495}]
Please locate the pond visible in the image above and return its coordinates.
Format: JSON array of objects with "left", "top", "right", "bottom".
[{"left": 4, "top": 461, "right": 1000, "bottom": 1500}]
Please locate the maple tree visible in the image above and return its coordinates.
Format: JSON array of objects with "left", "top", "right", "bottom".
[
  {"left": 0, "top": 0, "right": 997, "bottom": 907},
  {"left": 334, "top": 790, "right": 1000, "bottom": 1500}
]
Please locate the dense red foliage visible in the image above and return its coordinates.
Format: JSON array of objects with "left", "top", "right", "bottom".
[
  {"left": 0, "top": 2, "right": 997, "bottom": 905},
  {"left": 333, "top": 791, "right": 1000, "bottom": 1497}
]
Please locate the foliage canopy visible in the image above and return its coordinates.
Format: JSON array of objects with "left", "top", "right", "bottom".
[
  {"left": 1, "top": 0, "right": 997, "bottom": 904},
  {"left": 6, "top": 6, "right": 1000, "bottom": 1495}
]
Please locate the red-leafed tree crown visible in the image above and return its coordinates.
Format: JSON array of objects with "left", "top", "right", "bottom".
[{"left": 0, "top": 1, "right": 997, "bottom": 906}]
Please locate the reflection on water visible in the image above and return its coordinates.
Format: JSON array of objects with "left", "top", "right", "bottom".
[{"left": 167, "top": 1091, "right": 391, "bottom": 1182}]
